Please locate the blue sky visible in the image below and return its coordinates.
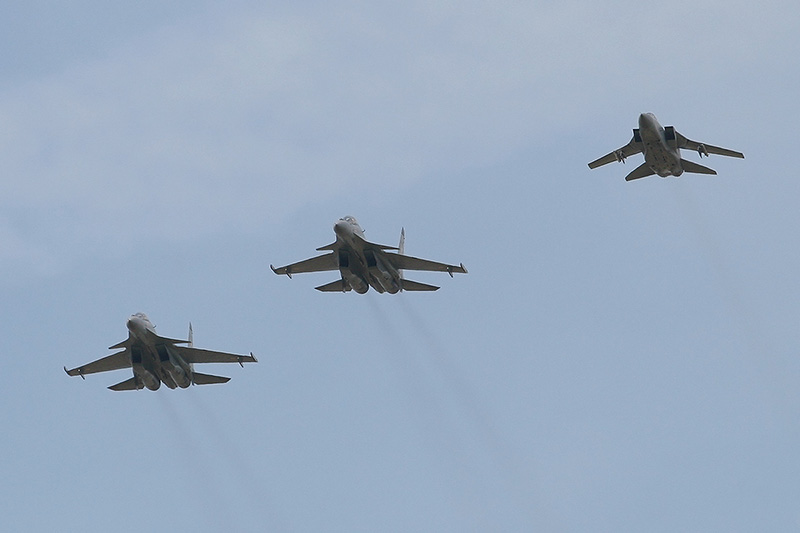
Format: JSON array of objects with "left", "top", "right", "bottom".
[{"left": 2, "top": 1, "right": 799, "bottom": 531}]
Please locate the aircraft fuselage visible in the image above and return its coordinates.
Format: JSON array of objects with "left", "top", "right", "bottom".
[
  {"left": 638, "top": 113, "right": 683, "bottom": 177},
  {"left": 332, "top": 217, "right": 402, "bottom": 294},
  {"left": 126, "top": 314, "right": 193, "bottom": 390}
]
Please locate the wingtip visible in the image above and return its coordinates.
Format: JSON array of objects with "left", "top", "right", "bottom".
[
  {"left": 250, "top": 352, "right": 258, "bottom": 363},
  {"left": 271, "top": 264, "right": 291, "bottom": 278},
  {"left": 65, "top": 366, "right": 85, "bottom": 379}
]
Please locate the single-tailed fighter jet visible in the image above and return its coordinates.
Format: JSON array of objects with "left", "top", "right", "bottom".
[
  {"left": 588, "top": 113, "right": 744, "bottom": 181},
  {"left": 271, "top": 216, "right": 467, "bottom": 293},
  {"left": 64, "top": 313, "right": 257, "bottom": 391}
]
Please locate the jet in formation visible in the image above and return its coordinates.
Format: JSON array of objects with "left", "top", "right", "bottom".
[
  {"left": 588, "top": 113, "right": 744, "bottom": 181},
  {"left": 64, "top": 313, "right": 257, "bottom": 391},
  {"left": 271, "top": 216, "right": 467, "bottom": 293}
]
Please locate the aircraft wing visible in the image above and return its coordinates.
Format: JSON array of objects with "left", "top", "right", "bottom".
[
  {"left": 270, "top": 253, "right": 337, "bottom": 277},
  {"left": 676, "top": 132, "right": 744, "bottom": 158},
  {"left": 65, "top": 350, "right": 130, "bottom": 377},
  {"left": 588, "top": 137, "right": 643, "bottom": 168},
  {"left": 385, "top": 253, "right": 468, "bottom": 275},
  {"left": 173, "top": 346, "right": 258, "bottom": 365}
]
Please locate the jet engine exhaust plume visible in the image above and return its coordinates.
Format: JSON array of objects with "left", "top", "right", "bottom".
[
  {"left": 395, "top": 297, "right": 546, "bottom": 528},
  {"left": 186, "top": 391, "right": 285, "bottom": 527},
  {"left": 156, "top": 393, "right": 236, "bottom": 530}
]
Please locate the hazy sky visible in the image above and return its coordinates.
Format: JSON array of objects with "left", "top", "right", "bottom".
[{"left": 2, "top": 1, "right": 799, "bottom": 531}]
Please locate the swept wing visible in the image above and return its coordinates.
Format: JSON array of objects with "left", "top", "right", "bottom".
[
  {"left": 676, "top": 132, "right": 744, "bottom": 159},
  {"left": 271, "top": 253, "right": 337, "bottom": 277},
  {"left": 384, "top": 253, "right": 468, "bottom": 275},
  {"left": 65, "top": 349, "right": 130, "bottom": 377},
  {"left": 173, "top": 346, "right": 258, "bottom": 365},
  {"left": 588, "top": 137, "right": 643, "bottom": 169}
]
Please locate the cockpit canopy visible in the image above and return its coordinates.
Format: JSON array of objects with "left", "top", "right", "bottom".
[{"left": 131, "top": 312, "right": 151, "bottom": 324}]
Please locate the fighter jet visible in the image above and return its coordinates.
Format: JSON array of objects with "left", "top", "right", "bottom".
[
  {"left": 64, "top": 313, "right": 257, "bottom": 391},
  {"left": 270, "top": 216, "right": 467, "bottom": 293},
  {"left": 588, "top": 113, "right": 744, "bottom": 181}
]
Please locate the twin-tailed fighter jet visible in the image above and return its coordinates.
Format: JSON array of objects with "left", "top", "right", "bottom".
[
  {"left": 589, "top": 113, "right": 744, "bottom": 181},
  {"left": 64, "top": 313, "right": 257, "bottom": 391},
  {"left": 271, "top": 216, "right": 467, "bottom": 293}
]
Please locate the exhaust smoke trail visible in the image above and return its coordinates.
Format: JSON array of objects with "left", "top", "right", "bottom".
[
  {"left": 363, "top": 294, "right": 444, "bottom": 419},
  {"left": 364, "top": 294, "right": 498, "bottom": 529},
  {"left": 187, "top": 390, "right": 286, "bottom": 529},
  {"left": 394, "top": 295, "right": 548, "bottom": 529},
  {"left": 156, "top": 392, "right": 236, "bottom": 530}
]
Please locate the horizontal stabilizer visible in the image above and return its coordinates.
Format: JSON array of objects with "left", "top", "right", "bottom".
[
  {"left": 108, "top": 376, "right": 143, "bottom": 391},
  {"left": 625, "top": 163, "right": 656, "bottom": 181},
  {"left": 315, "top": 279, "right": 349, "bottom": 292},
  {"left": 680, "top": 159, "right": 717, "bottom": 175},
  {"left": 192, "top": 372, "right": 231, "bottom": 385},
  {"left": 400, "top": 279, "right": 440, "bottom": 291}
]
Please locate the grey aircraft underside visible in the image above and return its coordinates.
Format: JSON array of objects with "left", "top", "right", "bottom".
[
  {"left": 588, "top": 113, "right": 744, "bottom": 181},
  {"left": 64, "top": 313, "right": 257, "bottom": 391},
  {"left": 270, "top": 216, "right": 467, "bottom": 293}
]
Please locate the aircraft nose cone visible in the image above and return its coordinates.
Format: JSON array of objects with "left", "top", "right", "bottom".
[
  {"left": 639, "top": 113, "right": 655, "bottom": 128},
  {"left": 127, "top": 316, "right": 146, "bottom": 336},
  {"left": 334, "top": 220, "right": 349, "bottom": 237}
]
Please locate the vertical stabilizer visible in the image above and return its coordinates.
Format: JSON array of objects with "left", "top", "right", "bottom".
[
  {"left": 399, "top": 228, "right": 406, "bottom": 280},
  {"left": 188, "top": 323, "right": 194, "bottom": 348}
]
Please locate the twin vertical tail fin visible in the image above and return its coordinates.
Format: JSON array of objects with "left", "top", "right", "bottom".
[
  {"left": 184, "top": 323, "right": 231, "bottom": 385},
  {"left": 398, "top": 228, "right": 406, "bottom": 280}
]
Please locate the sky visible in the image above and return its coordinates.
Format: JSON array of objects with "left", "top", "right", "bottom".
[{"left": 1, "top": 1, "right": 799, "bottom": 531}]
